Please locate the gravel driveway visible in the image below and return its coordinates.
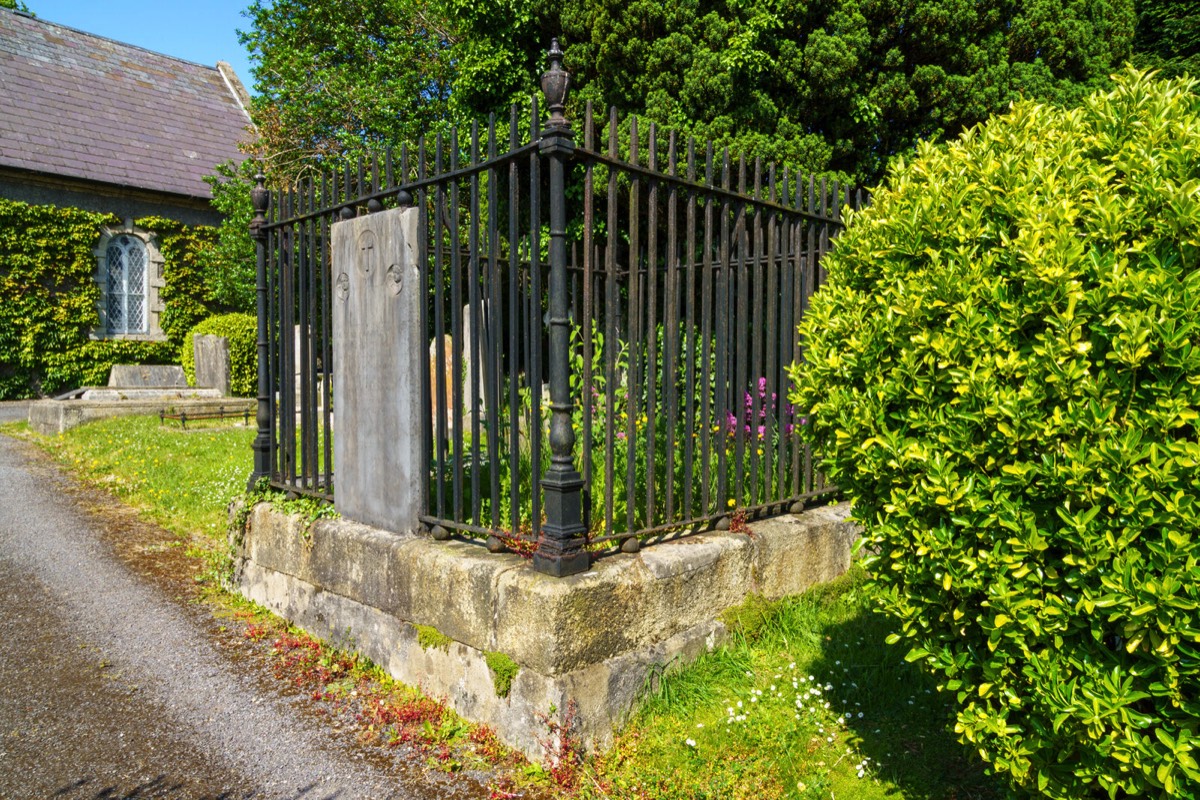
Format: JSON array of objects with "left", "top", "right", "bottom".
[{"left": 0, "top": 435, "right": 495, "bottom": 799}]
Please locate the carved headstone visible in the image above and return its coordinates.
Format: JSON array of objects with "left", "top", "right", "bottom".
[
  {"left": 193, "top": 334, "right": 231, "bottom": 396},
  {"left": 331, "top": 206, "right": 423, "bottom": 534}
]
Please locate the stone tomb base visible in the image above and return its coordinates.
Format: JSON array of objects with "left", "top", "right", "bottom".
[{"left": 234, "top": 502, "right": 859, "bottom": 760}]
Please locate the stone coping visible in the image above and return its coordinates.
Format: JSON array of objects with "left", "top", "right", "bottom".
[{"left": 235, "top": 501, "right": 859, "bottom": 757}]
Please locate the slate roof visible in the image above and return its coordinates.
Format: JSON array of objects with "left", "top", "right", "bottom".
[{"left": 0, "top": 8, "right": 253, "bottom": 200}]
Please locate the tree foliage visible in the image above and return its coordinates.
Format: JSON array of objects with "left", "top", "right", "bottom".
[
  {"left": 242, "top": 0, "right": 1137, "bottom": 185},
  {"left": 239, "top": 0, "right": 457, "bottom": 178},
  {"left": 1134, "top": 0, "right": 1200, "bottom": 78},
  {"left": 791, "top": 69, "right": 1200, "bottom": 798}
]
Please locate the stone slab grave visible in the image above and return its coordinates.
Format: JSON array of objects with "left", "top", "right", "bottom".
[
  {"left": 235, "top": 203, "right": 861, "bottom": 760},
  {"left": 193, "top": 334, "right": 231, "bottom": 396},
  {"left": 28, "top": 363, "right": 230, "bottom": 435},
  {"left": 235, "top": 502, "right": 859, "bottom": 760}
]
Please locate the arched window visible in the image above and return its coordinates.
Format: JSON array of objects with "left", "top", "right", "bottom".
[{"left": 104, "top": 234, "right": 147, "bottom": 334}]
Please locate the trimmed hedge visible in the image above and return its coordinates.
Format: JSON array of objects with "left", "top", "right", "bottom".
[
  {"left": 792, "top": 69, "right": 1200, "bottom": 798},
  {"left": 181, "top": 313, "right": 257, "bottom": 397},
  {"left": 0, "top": 200, "right": 230, "bottom": 399}
]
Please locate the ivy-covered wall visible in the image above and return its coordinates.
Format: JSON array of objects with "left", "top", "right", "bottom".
[{"left": 0, "top": 198, "right": 236, "bottom": 399}]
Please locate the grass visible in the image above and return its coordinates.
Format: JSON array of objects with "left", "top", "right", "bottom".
[
  {"left": 6, "top": 413, "right": 1007, "bottom": 800},
  {"left": 18, "top": 414, "right": 254, "bottom": 542},
  {"left": 579, "top": 568, "right": 1005, "bottom": 800}
]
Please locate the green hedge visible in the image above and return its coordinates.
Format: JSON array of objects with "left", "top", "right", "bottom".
[
  {"left": 792, "top": 69, "right": 1200, "bottom": 798},
  {"left": 181, "top": 313, "right": 257, "bottom": 397},
  {"left": 0, "top": 200, "right": 237, "bottom": 399}
]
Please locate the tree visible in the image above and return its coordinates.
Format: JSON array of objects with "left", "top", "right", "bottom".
[
  {"left": 241, "top": 0, "right": 1136, "bottom": 185},
  {"left": 0, "top": 1, "right": 32, "bottom": 12},
  {"left": 450, "top": 0, "right": 1137, "bottom": 183},
  {"left": 239, "top": 0, "right": 458, "bottom": 179},
  {"left": 1133, "top": 0, "right": 1200, "bottom": 78}
]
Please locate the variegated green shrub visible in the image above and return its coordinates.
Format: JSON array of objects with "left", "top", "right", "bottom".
[{"left": 791, "top": 69, "right": 1200, "bottom": 798}]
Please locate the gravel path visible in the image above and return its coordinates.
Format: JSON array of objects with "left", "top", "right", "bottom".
[{"left": 0, "top": 435, "right": 492, "bottom": 800}]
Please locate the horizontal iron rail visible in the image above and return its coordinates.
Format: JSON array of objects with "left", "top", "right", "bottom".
[
  {"left": 262, "top": 142, "right": 540, "bottom": 231},
  {"left": 576, "top": 149, "right": 845, "bottom": 227}
]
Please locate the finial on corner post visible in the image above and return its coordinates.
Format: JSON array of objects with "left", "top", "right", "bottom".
[
  {"left": 249, "top": 169, "right": 269, "bottom": 240},
  {"left": 541, "top": 38, "right": 571, "bottom": 131}
]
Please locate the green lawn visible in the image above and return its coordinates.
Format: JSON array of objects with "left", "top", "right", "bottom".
[
  {"left": 7, "top": 414, "right": 1007, "bottom": 800},
  {"left": 584, "top": 567, "right": 1003, "bottom": 800}
]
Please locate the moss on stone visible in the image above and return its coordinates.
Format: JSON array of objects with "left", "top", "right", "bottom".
[
  {"left": 718, "top": 593, "right": 779, "bottom": 643},
  {"left": 414, "top": 623, "right": 452, "bottom": 652},
  {"left": 483, "top": 651, "right": 519, "bottom": 698}
]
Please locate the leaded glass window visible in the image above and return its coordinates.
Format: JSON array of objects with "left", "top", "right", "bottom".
[{"left": 105, "top": 234, "right": 147, "bottom": 334}]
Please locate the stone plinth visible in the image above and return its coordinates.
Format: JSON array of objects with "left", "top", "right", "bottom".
[{"left": 234, "top": 502, "right": 859, "bottom": 760}]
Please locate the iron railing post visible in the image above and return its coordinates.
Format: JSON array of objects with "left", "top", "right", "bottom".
[
  {"left": 534, "top": 39, "right": 588, "bottom": 577},
  {"left": 248, "top": 170, "right": 273, "bottom": 490}
]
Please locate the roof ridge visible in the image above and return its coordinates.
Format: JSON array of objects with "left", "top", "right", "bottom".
[{"left": 0, "top": 6, "right": 221, "bottom": 73}]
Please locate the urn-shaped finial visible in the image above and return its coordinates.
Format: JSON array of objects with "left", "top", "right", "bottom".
[{"left": 540, "top": 38, "right": 570, "bottom": 128}]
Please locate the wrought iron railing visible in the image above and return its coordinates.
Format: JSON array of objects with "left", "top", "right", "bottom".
[{"left": 249, "top": 40, "right": 863, "bottom": 576}]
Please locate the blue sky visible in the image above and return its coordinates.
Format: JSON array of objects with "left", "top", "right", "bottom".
[{"left": 33, "top": 1, "right": 257, "bottom": 93}]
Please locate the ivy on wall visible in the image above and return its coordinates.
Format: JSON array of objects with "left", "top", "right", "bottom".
[{"left": 0, "top": 199, "right": 241, "bottom": 400}]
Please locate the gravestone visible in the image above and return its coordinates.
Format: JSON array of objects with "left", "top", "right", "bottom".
[
  {"left": 429, "top": 333, "right": 455, "bottom": 438},
  {"left": 108, "top": 364, "right": 187, "bottom": 388},
  {"left": 193, "top": 334, "right": 231, "bottom": 396},
  {"left": 331, "top": 207, "right": 423, "bottom": 534}
]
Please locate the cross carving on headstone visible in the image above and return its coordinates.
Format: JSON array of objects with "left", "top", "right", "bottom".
[{"left": 358, "top": 230, "right": 378, "bottom": 274}]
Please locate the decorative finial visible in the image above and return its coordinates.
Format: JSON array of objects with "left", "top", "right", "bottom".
[
  {"left": 249, "top": 170, "right": 269, "bottom": 238},
  {"left": 541, "top": 38, "right": 570, "bottom": 129}
]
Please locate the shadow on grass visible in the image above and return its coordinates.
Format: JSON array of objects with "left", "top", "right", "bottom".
[{"left": 800, "top": 576, "right": 1006, "bottom": 800}]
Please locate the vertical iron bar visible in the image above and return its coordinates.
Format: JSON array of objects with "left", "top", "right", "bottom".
[
  {"left": 604, "top": 106, "right": 618, "bottom": 539},
  {"left": 764, "top": 165, "right": 779, "bottom": 505},
  {"left": 450, "top": 128, "right": 464, "bottom": 522},
  {"left": 682, "top": 138, "right": 697, "bottom": 518},
  {"left": 321, "top": 173, "right": 333, "bottom": 494},
  {"left": 750, "top": 160, "right": 765, "bottom": 506},
  {"left": 645, "top": 124, "right": 661, "bottom": 533},
  {"left": 469, "top": 122, "right": 482, "bottom": 526},
  {"left": 624, "top": 117, "right": 640, "bottom": 538},
  {"left": 581, "top": 101, "right": 595, "bottom": 537},
  {"left": 715, "top": 149, "right": 731, "bottom": 512},
  {"left": 406, "top": 151, "right": 426, "bottom": 516},
  {"left": 529, "top": 95, "right": 543, "bottom": 543},
  {"left": 507, "top": 107, "right": 521, "bottom": 538},
  {"left": 733, "top": 157, "right": 748, "bottom": 509},
  {"left": 434, "top": 135, "right": 448, "bottom": 520},
  {"left": 700, "top": 144, "right": 715, "bottom": 515},
  {"left": 486, "top": 115, "right": 502, "bottom": 533},
  {"left": 660, "top": 129, "right": 675, "bottom": 524}
]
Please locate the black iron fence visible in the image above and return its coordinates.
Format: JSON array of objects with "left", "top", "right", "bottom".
[{"left": 249, "top": 41, "right": 862, "bottom": 576}]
